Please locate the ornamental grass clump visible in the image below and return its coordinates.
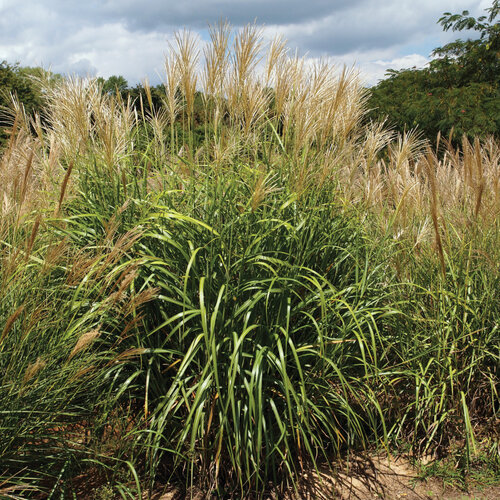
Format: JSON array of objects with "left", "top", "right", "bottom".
[{"left": 0, "top": 21, "right": 498, "bottom": 498}]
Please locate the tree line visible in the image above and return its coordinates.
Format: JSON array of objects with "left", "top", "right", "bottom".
[{"left": 367, "top": 0, "right": 499, "bottom": 141}]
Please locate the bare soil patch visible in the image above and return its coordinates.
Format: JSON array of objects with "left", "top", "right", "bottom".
[
  {"left": 283, "top": 454, "right": 500, "bottom": 500},
  {"left": 145, "top": 454, "right": 500, "bottom": 500}
]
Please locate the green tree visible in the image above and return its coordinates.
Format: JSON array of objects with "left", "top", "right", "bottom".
[
  {"left": 368, "top": 1, "right": 500, "bottom": 141},
  {"left": 0, "top": 61, "right": 47, "bottom": 147},
  {"left": 97, "top": 75, "right": 129, "bottom": 95},
  {"left": 0, "top": 62, "right": 63, "bottom": 148},
  {"left": 0, "top": 61, "right": 43, "bottom": 115}
]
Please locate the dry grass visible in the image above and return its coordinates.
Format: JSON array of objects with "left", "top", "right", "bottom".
[
  {"left": 0, "top": 24, "right": 498, "bottom": 497},
  {"left": 0, "top": 23, "right": 497, "bottom": 250},
  {"left": 2, "top": 22, "right": 496, "bottom": 251}
]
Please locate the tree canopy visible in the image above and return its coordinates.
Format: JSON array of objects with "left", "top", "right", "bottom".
[{"left": 367, "top": 1, "right": 500, "bottom": 141}]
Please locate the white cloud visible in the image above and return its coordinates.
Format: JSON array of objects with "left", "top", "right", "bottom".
[
  {"left": 0, "top": 0, "right": 489, "bottom": 85},
  {"left": 360, "top": 54, "right": 431, "bottom": 86}
]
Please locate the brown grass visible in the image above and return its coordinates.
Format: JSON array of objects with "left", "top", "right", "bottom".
[{"left": 0, "top": 22, "right": 498, "bottom": 252}]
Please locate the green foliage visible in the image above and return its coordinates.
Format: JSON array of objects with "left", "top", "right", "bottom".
[
  {"left": 0, "top": 61, "right": 44, "bottom": 115},
  {"left": 0, "top": 61, "right": 62, "bottom": 148},
  {"left": 0, "top": 61, "right": 41, "bottom": 146},
  {"left": 0, "top": 219, "right": 148, "bottom": 495},
  {"left": 368, "top": 1, "right": 500, "bottom": 141},
  {"left": 1, "top": 25, "right": 499, "bottom": 497},
  {"left": 369, "top": 75, "right": 499, "bottom": 139},
  {"left": 415, "top": 447, "right": 500, "bottom": 490},
  {"left": 97, "top": 74, "right": 129, "bottom": 95},
  {"left": 120, "top": 185, "right": 391, "bottom": 494},
  {"left": 11, "top": 139, "right": 493, "bottom": 496}
]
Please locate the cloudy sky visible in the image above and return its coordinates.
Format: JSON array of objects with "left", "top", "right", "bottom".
[{"left": 0, "top": 0, "right": 491, "bottom": 86}]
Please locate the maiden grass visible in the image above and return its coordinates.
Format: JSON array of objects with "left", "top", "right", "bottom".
[{"left": 0, "top": 23, "right": 498, "bottom": 497}]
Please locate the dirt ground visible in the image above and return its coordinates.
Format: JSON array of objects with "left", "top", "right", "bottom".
[
  {"left": 148, "top": 454, "right": 500, "bottom": 500},
  {"left": 285, "top": 455, "right": 500, "bottom": 500}
]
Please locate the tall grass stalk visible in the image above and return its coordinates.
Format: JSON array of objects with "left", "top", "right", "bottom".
[{"left": 0, "top": 22, "right": 498, "bottom": 497}]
